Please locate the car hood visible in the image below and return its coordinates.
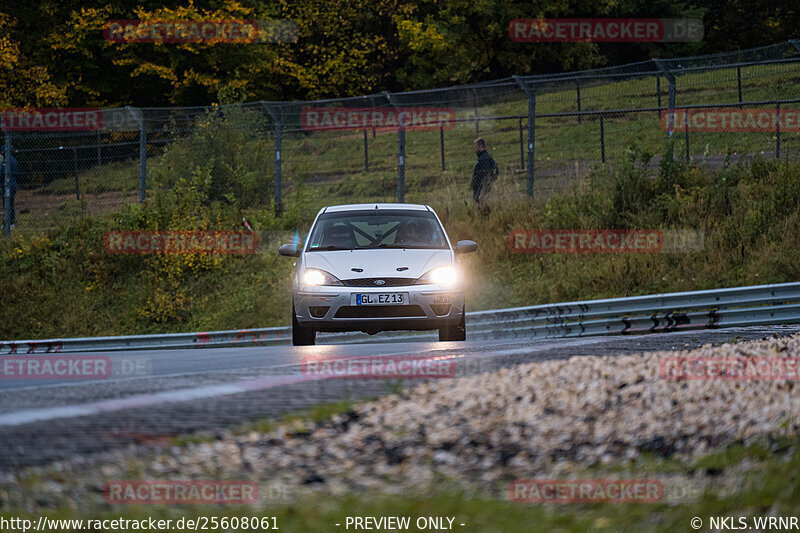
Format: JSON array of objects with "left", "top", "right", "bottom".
[{"left": 302, "top": 249, "right": 452, "bottom": 281}]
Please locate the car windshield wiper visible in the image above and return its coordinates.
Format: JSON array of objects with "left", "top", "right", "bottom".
[
  {"left": 307, "top": 245, "right": 352, "bottom": 251},
  {"left": 356, "top": 243, "right": 434, "bottom": 249}
]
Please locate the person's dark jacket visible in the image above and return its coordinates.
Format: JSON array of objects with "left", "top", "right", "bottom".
[
  {"left": 0, "top": 151, "right": 19, "bottom": 190},
  {"left": 471, "top": 149, "right": 498, "bottom": 200}
]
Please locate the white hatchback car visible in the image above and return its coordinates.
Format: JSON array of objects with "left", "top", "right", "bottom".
[{"left": 279, "top": 203, "right": 477, "bottom": 345}]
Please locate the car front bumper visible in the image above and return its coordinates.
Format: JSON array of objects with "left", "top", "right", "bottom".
[{"left": 293, "top": 284, "right": 465, "bottom": 332}]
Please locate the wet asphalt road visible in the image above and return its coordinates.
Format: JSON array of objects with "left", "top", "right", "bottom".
[{"left": 1, "top": 325, "right": 798, "bottom": 470}]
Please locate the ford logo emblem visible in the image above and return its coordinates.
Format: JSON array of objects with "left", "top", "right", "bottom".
[{"left": 374, "top": 279, "right": 386, "bottom": 286}]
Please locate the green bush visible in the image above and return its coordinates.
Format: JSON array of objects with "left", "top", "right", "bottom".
[{"left": 150, "top": 105, "right": 275, "bottom": 209}]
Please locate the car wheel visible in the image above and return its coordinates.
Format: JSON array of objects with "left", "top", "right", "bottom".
[
  {"left": 439, "top": 308, "right": 466, "bottom": 342},
  {"left": 292, "top": 305, "right": 316, "bottom": 346}
]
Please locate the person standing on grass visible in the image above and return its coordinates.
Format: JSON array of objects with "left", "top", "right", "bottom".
[
  {"left": 471, "top": 137, "right": 498, "bottom": 206},
  {"left": 0, "top": 144, "right": 19, "bottom": 229}
]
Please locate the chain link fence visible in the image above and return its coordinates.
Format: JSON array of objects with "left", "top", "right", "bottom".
[{"left": 3, "top": 39, "right": 800, "bottom": 235}]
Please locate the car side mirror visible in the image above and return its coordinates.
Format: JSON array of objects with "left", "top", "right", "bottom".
[
  {"left": 454, "top": 240, "right": 478, "bottom": 254},
  {"left": 278, "top": 243, "right": 301, "bottom": 257}
]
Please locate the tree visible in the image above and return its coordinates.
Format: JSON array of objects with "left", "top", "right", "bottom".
[{"left": 0, "top": 13, "right": 66, "bottom": 108}]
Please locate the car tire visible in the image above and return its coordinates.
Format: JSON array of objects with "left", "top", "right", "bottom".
[
  {"left": 292, "top": 305, "right": 316, "bottom": 346},
  {"left": 439, "top": 308, "right": 466, "bottom": 342}
]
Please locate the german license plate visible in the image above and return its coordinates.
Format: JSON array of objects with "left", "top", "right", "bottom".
[{"left": 354, "top": 293, "right": 407, "bottom": 305}]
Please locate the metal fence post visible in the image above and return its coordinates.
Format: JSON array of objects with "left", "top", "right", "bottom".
[
  {"left": 72, "top": 147, "right": 80, "bottom": 200},
  {"left": 656, "top": 76, "right": 661, "bottom": 119},
  {"left": 669, "top": 75, "right": 677, "bottom": 117},
  {"left": 684, "top": 109, "right": 690, "bottom": 163},
  {"left": 274, "top": 119, "right": 282, "bottom": 212},
  {"left": 527, "top": 96, "right": 535, "bottom": 197},
  {"left": 126, "top": 106, "right": 146, "bottom": 203},
  {"left": 654, "top": 60, "right": 677, "bottom": 165},
  {"left": 600, "top": 114, "right": 605, "bottom": 163},
  {"left": 440, "top": 124, "right": 445, "bottom": 172},
  {"left": 385, "top": 92, "right": 405, "bottom": 202},
  {"left": 654, "top": 59, "right": 676, "bottom": 132},
  {"left": 518, "top": 117, "right": 524, "bottom": 170},
  {"left": 776, "top": 103, "right": 781, "bottom": 159},
  {"left": 472, "top": 88, "right": 479, "bottom": 135},
  {"left": 513, "top": 76, "right": 535, "bottom": 198},
  {"left": 576, "top": 81, "right": 582, "bottom": 124},
  {"left": 3, "top": 132, "right": 11, "bottom": 235},
  {"left": 398, "top": 126, "right": 405, "bottom": 202},
  {"left": 140, "top": 126, "right": 147, "bottom": 202},
  {"left": 737, "top": 66, "right": 743, "bottom": 107},
  {"left": 262, "top": 103, "right": 282, "bottom": 213},
  {"left": 363, "top": 129, "right": 369, "bottom": 172},
  {"left": 139, "top": 118, "right": 146, "bottom": 203}
]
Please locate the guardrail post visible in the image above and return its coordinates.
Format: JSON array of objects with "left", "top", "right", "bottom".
[
  {"left": 261, "top": 103, "right": 282, "bottom": 213},
  {"left": 776, "top": 103, "right": 781, "bottom": 159},
  {"left": 576, "top": 80, "right": 582, "bottom": 124},
  {"left": 3, "top": 132, "right": 10, "bottom": 235},
  {"left": 514, "top": 76, "right": 536, "bottom": 198},
  {"left": 600, "top": 114, "right": 605, "bottom": 163},
  {"left": 126, "top": 106, "right": 146, "bottom": 203}
]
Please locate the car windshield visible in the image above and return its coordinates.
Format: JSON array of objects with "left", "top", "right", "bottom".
[{"left": 306, "top": 210, "right": 448, "bottom": 251}]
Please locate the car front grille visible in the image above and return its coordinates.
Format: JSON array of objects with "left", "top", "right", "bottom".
[
  {"left": 334, "top": 305, "right": 426, "bottom": 318},
  {"left": 341, "top": 277, "right": 417, "bottom": 287}
]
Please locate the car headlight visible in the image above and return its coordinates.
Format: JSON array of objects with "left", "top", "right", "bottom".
[
  {"left": 302, "top": 268, "right": 342, "bottom": 286},
  {"left": 415, "top": 266, "right": 459, "bottom": 287}
]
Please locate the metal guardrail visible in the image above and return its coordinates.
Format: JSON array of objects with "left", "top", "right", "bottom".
[
  {"left": 466, "top": 282, "right": 800, "bottom": 340},
  {"left": 2, "top": 282, "right": 800, "bottom": 353}
]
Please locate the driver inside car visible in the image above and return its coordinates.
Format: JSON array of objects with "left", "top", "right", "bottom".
[
  {"left": 395, "top": 219, "right": 431, "bottom": 246},
  {"left": 322, "top": 222, "right": 357, "bottom": 249}
]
